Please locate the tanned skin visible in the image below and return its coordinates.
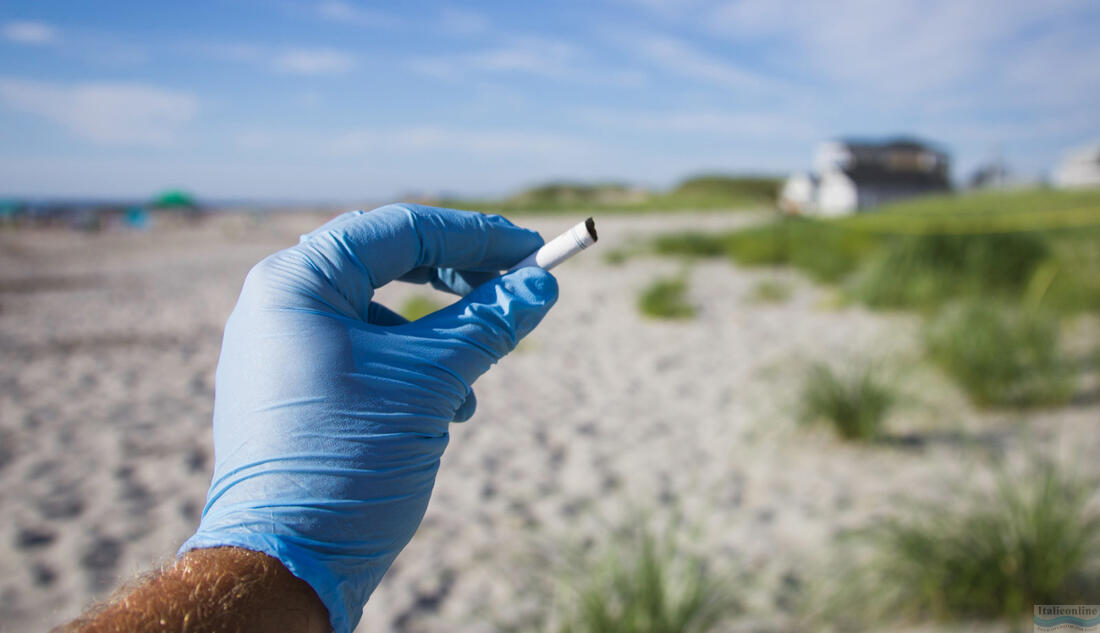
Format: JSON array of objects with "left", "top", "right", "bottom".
[{"left": 56, "top": 547, "right": 330, "bottom": 633}]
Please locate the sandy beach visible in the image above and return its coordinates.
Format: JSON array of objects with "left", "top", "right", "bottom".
[{"left": 2, "top": 210, "right": 1097, "bottom": 633}]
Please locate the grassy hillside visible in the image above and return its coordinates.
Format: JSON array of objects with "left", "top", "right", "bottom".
[
  {"left": 435, "top": 174, "right": 782, "bottom": 214},
  {"left": 648, "top": 187, "right": 1100, "bottom": 312}
]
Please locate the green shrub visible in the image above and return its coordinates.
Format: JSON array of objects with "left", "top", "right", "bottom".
[
  {"left": 398, "top": 295, "right": 445, "bottom": 321},
  {"left": 747, "top": 279, "right": 792, "bottom": 304},
  {"left": 510, "top": 181, "right": 637, "bottom": 206},
  {"left": 1042, "top": 226, "right": 1100, "bottom": 313},
  {"left": 556, "top": 524, "right": 734, "bottom": 633},
  {"left": 603, "top": 248, "right": 630, "bottom": 266},
  {"left": 651, "top": 232, "right": 728, "bottom": 258},
  {"left": 799, "top": 361, "right": 896, "bottom": 440},
  {"left": 846, "top": 186, "right": 1100, "bottom": 223},
  {"left": 638, "top": 277, "right": 695, "bottom": 320},
  {"left": 854, "top": 231, "right": 1051, "bottom": 309},
  {"left": 671, "top": 174, "right": 781, "bottom": 202},
  {"left": 924, "top": 302, "right": 1075, "bottom": 407},
  {"left": 857, "top": 459, "right": 1100, "bottom": 622},
  {"left": 644, "top": 189, "right": 1100, "bottom": 315},
  {"left": 723, "top": 219, "right": 877, "bottom": 283},
  {"left": 719, "top": 223, "right": 792, "bottom": 266}
]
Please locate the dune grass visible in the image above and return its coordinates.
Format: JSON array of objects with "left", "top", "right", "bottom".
[
  {"left": 725, "top": 219, "right": 879, "bottom": 284},
  {"left": 1041, "top": 226, "right": 1100, "bottom": 313},
  {"left": 650, "top": 219, "right": 877, "bottom": 283},
  {"left": 647, "top": 188, "right": 1100, "bottom": 313},
  {"left": 799, "top": 361, "right": 897, "bottom": 441},
  {"left": 398, "top": 295, "right": 445, "bottom": 321},
  {"left": 438, "top": 174, "right": 781, "bottom": 215},
  {"left": 553, "top": 524, "right": 735, "bottom": 633},
  {"left": 849, "top": 459, "right": 1100, "bottom": 624},
  {"left": 646, "top": 189, "right": 1099, "bottom": 408},
  {"left": 671, "top": 174, "right": 780, "bottom": 201},
  {"left": 853, "top": 231, "right": 1050, "bottom": 309},
  {"left": 651, "top": 232, "right": 729, "bottom": 259},
  {"left": 842, "top": 186, "right": 1100, "bottom": 226},
  {"left": 638, "top": 276, "right": 695, "bottom": 320},
  {"left": 923, "top": 302, "right": 1075, "bottom": 407},
  {"left": 747, "top": 278, "right": 792, "bottom": 304}
]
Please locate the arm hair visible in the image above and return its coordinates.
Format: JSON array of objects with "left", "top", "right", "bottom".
[{"left": 55, "top": 547, "right": 330, "bottom": 633}]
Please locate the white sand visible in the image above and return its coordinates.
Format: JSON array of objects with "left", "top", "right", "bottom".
[{"left": 1, "top": 210, "right": 1096, "bottom": 632}]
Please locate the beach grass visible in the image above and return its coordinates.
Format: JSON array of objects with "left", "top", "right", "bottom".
[
  {"left": 638, "top": 276, "right": 695, "bottom": 320},
  {"left": 553, "top": 524, "right": 735, "bottom": 633},
  {"left": 827, "top": 188, "right": 1100, "bottom": 312},
  {"left": 747, "top": 278, "right": 792, "bottom": 304},
  {"left": 799, "top": 361, "right": 896, "bottom": 441},
  {"left": 651, "top": 232, "right": 729, "bottom": 259},
  {"left": 646, "top": 187, "right": 1100, "bottom": 313},
  {"left": 724, "top": 219, "right": 877, "bottom": 283},
  {"left": 852, "top": 231, "right": 1050, "bottom": 310},
  {"left": 650, "top": 219, "right": 876, "bottom": 283},
  {"left": 923, "top": 302, "right": 1075, "bottom": 407},
  {"left": 437, "top": 174, "right": 782, "bottom": 215},
  {"left": 645, "top": 188, "right": 1099, "bottom": 408},
  {"left": 850, "top": 458, "right": 1100, "bottom": 623}
]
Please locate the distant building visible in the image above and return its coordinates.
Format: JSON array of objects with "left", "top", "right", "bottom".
[
  {"left": 968, "top": 161, "right": 1011, "bottom": 190},
  {"left": 1053, "top": 144, "right": 1100, "bottom": 189},
  {"left": 780, "top": 137, "right": 951, "bottom": 216},
  {"left": 778, "top": 172, "right": 817, "bottom": 214}
]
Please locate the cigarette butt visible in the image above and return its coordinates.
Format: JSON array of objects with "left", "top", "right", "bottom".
[{"left": 508, "top": 218, "right": 598, "bottom": 272}]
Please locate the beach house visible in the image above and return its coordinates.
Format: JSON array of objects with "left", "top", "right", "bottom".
[
  {"left": 780, "top": 138, "right": 952, "bottom": 216},
  {"left": 1053, "top": 144, "right": 1100, "bottom": 189}
]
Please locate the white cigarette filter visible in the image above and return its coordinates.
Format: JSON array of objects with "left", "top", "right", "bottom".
[{"left": 508, "top": 217, "right": 598, "bottom": 272}]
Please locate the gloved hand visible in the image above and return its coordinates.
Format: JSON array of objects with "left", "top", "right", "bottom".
[{"left": 179, "top": 204, "right": 558, "bottom": 633}]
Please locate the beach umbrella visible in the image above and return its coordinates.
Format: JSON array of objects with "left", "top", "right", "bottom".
[{"left": 149, "top": 189, "right": 198, "bottom": 209}]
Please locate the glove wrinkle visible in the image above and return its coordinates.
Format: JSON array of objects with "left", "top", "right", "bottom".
[{"left": 296, "top": 235, "right": 376, "bottom": 322}]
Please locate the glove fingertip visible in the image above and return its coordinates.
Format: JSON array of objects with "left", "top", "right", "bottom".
[
  {"left": 501, "top": 266, "right": 559, "bottom": 338},
  {"left": 452, "top": 391, "right": 477, "bottom": 422}
]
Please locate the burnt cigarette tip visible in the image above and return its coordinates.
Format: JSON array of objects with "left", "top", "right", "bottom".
[{"left": 585, "top": 217, "right": 598, "bottom": 242}]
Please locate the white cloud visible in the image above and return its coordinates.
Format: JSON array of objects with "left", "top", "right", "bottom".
[
  {"left": 617, "top": 32, "right": 771, "bottom": 90},
  {"left": 201, "top": 42, "right": 266, "bottom": 64},
  {"left": 274, "top": 48, "right": 354, "bottom": 75},
  {"left": 437, "top": 8, "right": 490, "bottom": 36},
  {"left": 201, "top": 42, "right": 355, "bottom": 75},
  {"left": 1, "top": 20, "right": 57, "bottom": 45},
  {"left": 473, "top": 40, "right": 575, "bottom": 76},
  {"left": 329, "top": 126, "right": 594, "bottom": 156},
  {"left": 0, "top": 79, "right": 197, "bottom": 146},
  {"left": 220, "top": 124, "right": 596, "bottom": 160},
  {"left": 998, "top": 26, "right": 1100, "bottom": 109},
  {"left": 411, "top": 36, "right": 582, "bottom": 80},
  {"left": 612, "top": 0, "right": 711, "bottom": 17},
  {"left": 708, "top": 0, "right": 1095, "bottom": 99},
  {"left": 583, "top": 108, "right": 818, "bottom": 138},
  {"left": 316, "top": 1, "right": 394, "bottom": 27}
]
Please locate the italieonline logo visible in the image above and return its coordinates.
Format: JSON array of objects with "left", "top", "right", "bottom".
[{"left": 1035, "top": 605, "right": 1100, "bottom": 631}]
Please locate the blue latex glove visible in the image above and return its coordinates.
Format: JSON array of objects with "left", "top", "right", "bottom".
[{"left": 179, "top": 204, "right": 558, "bottom": 633}]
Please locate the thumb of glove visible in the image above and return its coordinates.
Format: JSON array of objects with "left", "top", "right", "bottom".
[{"left": 417, "top": 266, "right": 558, "bottom": 390}]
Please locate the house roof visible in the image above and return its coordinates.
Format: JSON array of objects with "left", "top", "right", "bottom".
[
  {"left": 833, "top": 136, "right": 946, "bottom": 154},
  {"left": 840, "top": 164, "right": 951, "bottom": 188}
]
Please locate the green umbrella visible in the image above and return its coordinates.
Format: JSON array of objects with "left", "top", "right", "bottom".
[{"left": 149, "top": 189, "right": 198, "bottom": 209}]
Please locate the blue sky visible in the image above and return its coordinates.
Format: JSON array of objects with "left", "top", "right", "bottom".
[{"left": 1, "top": 0, "right": 1098, "bottom": 201}]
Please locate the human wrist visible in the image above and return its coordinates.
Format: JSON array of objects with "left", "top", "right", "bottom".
[{"left": 59, "top": 547, "right": 330, "bottom": 633}]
